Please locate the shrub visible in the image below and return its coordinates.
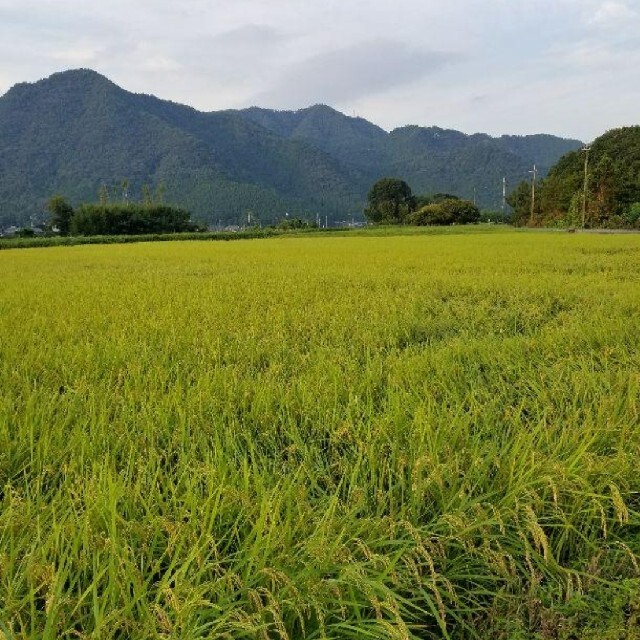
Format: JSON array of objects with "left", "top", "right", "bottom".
[
  {"left": 408, "top": 198, "right": 480, "bottom": 226},
  {"left": 624, "top": 202, "right": 640, "bottom": 226}
]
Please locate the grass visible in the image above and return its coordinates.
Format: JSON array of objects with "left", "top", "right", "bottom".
[
  {"left": 0, "top": 223, "right": 513, "bottom": 251},
  {"left": 1, "top": 228, "right": 639, "bottom": 638},
  {"left": 0, "top": 228, "right": 281, "bottom": 250}
]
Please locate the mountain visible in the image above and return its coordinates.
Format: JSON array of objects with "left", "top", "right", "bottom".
[
  {"left": 0, "top": 70, "right": 366, "bottom": 227},
  {"left": 515, "top": 126, "right": 640, "bottom": 227},
  {"left": 0, "top": 70, "right": 583, "bottom": 227},
  {"left": 234, "top": 107, "right": 582, "bottom": 211}
]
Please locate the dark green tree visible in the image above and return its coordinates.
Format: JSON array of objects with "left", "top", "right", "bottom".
[
  {"left": 506, "top": 181, "right": 532, "bottom": 226},
  {"left": 46, "top": 194, "right": 74, "bottom": 235},
  {"left": 415, "top": 193, "right": 461, "bottom": 208},
  {"left": 364, "top": 178, "right": 416, "bottom": 224},
  {"left": 69, "top": 203, "right": 197, "bottom": 236}
]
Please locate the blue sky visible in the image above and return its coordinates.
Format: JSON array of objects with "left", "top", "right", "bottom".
[{"left": 0, "top": 0, "right": 638, "bottom": 140}]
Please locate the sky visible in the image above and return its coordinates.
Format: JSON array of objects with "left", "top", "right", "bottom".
[{"left": 0, "top": 0, "right": 638, "bottom": 141}]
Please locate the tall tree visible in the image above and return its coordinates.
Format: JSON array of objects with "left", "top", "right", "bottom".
[
  {"left": 46, "top": 195, "right": 74, "bottom": 235},
  {"left": 364, "top": 178, "right": 415, "bottom": 224},
  {"left": 506, "top": 181, "right": 532, "bottom": 226}
]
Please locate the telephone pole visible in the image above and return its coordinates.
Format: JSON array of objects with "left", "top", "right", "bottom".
[
  {"left": 529, "top": 164, "right": 538, "bottom": 225},
  {"left": 502, "top": 177, "right": 507, "bottom": 222},
  {"left": 582, "top": 146, "right": 591, "bottom": 229}
]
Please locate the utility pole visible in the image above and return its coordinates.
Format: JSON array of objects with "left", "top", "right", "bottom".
[
  {"left": 473, "top": 186, "right": 477, "bottom": 207},
  {"left": 582, "top": 146, "right": 591, "bottom": 229},
  {"left": 529, "top": 164, "right": 538, "bottom": 225},
  {"left": 502, "top": 177, "right": 507, "bottom": 223}
]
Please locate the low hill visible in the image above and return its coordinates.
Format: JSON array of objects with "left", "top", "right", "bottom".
[{"left": 512, "top": 126, "right": 640, "bottom": 227}]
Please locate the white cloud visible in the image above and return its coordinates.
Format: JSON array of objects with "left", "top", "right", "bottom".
[
  {"left": 589, "top": 0, "right": 638, "bottom": 27},
  {"left": 50, "top": 44, "right": 104, "bottom": 66}
]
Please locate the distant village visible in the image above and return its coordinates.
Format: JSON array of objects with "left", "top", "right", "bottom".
[{"left": 0, "top": 223, "right": 47, "bottom": 238}]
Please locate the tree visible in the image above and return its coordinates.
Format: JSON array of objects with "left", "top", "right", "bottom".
[
  {"left": 364, "top": 178, "right": 416, "bottom": 224},
  {"left": 624, "top": 202, "right": 640, "bottom": 227},
  {"left": 506, "top": 181, "right": 532, "bottom": 227},
  {"left": 523, "top": 127, "right": 640, "bottom": 228},
  {"left": 589, "top": 154, "right": 617, "bottom": 226},
  {"left": 415, "top": 193, "right": 461, "bottom": 208},
  {"left": 46, "top": 195, "right": 74, "bottom": 235}
]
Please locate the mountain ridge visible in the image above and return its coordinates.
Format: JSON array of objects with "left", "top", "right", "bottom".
[{"left": 0, "top": 69, "right": 583, "bottom": 227}]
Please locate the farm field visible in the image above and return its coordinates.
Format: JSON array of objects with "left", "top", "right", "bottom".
[{"left": 1, "top": 229, "right": 640, "bottom": 639}]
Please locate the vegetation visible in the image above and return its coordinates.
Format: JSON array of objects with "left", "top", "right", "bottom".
[
  {"left": 275, "top": 216, "right": 318, "bottom": 230},
  {"left": 408, "top": 198, "right": 480, "bottom": 226},
  {"left": 0, "top": 69, "right": 581, "bottom": 228},
  {"left": 69, "top": 203, "right": 198, "bottom": 235},
  {"left": 46, "top": 194, "right": 74, "bottom": 235},
  {"left": 1, "top": 228, "right": 639, "bottom": 638},
  {"left": 42, "top": 192, "right": 200, "bottom": 236},
  {"left": 0, "top": 223, "right": 512, "bottom": 251},
  {"left": 239, "top": 109, "right": 582, "bottom": 210},
  {"left": 364, "top": 180, "right": 480, "bottom": 227},
  {"left": 364, "top": 177, "right": 416, "bottom": 224},
  {"left": 509, "top": 126, "right": 640, "bottom": 228}
]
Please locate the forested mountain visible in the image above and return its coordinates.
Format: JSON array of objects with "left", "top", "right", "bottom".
[
  {"left": 236, "top": 107, "right": 583, "bottom": 211},
  {"left": 510, "top": 126, "right": 640, "bottom": 227},
  {"left": 0, "top": 70, "right": 365, "bottom": 227},
  {"left": 0, "top": 69, "right": 582, "bottom": 227}
]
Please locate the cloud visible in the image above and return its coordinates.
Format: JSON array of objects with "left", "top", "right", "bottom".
[
  {"left": 589, "top": 0, "right": 638, "bottom": 28},
  {"left": 211, "top": 24, "right": 290, "bottom": 48},
  {"left": 254, "top": 40, "right": 460, "bottom": 108},
  {"left": 0, "top": 0, "right": 639, "bottom": 139},
  {"left": 50, "top": 44, "right": 104, "bottom": 66}
]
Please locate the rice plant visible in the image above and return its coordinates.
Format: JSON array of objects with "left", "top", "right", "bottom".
[{"left": 1, "top": 229, "right": 639, "bottom": 638}]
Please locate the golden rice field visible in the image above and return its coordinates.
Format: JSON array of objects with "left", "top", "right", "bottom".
[{"left": 1, "top": 228, "right": 640, "bottom": 639}]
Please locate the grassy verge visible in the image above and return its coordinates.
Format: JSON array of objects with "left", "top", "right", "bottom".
[
  {"left": 0, "top": 228, "right": 280, "bottom": 250},
  {"left": 0, "top": 224, "right": 516, "bottom": 250}
]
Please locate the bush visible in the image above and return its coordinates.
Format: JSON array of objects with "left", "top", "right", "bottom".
[
  {"left": 275, "top": 217, "right": 317, "bottom": 230},
  {"left": 408, "top": 198, "right": 480, "bottom": 226},
  {"left": 624, "top": 202, "right": 640, "bottom": 226}
]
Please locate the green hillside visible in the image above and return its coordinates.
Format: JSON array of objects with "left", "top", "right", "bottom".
[
  {"left": 0, "top": 70, "right": 365, "bottom": 228},
  {"left": 511, "top": 126, "right": 640, "bottom": 227},
  {"left": 236, "top": 110, "right": 583, "bottom": 210},
  {"left": 0, "top": 69, "right": 582, "bottom": 227}
]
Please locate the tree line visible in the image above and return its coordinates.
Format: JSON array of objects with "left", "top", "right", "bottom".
[
  {"left": 43, "top": 176, "right": 482, "bottom": 237},
  {"left": 47, "top": 194, "right": 199, "bottom": 236}
]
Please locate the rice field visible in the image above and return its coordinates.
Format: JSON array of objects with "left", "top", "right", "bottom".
[{"left": 1, "top": 229, "right": 639, "bottom": 639}]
